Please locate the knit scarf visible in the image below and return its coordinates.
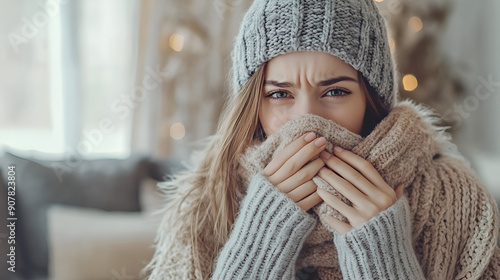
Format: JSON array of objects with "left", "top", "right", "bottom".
[{"left": 237, "top": 100, "right": 500, "bottom": 279}]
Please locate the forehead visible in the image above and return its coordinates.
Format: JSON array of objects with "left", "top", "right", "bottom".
[{"left": 265, "top": 51, "right": 358, "bottom": 81}]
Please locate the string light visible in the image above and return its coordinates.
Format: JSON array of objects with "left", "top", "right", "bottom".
[
  {"left": 169, "top": 34, "right": 184, "bottom": 52},
  {"left": 408, "top": 16, "right": 423, "bottom": 33},
  {"left": 170, "top": 123, "right": 185, "bottom": 140},
  {"left": 402, "top": 74, "right": 418, "bottom": 91}
]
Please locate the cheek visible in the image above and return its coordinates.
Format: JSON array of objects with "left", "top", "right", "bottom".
[
  {"left": 325, "top": 95, "right": 366, "bottom": 134},
  {"left": 342, "top": 96, "right": 366, "bottom": 134},
  {"left": 341, "top": 110, "right": 365, "bottom": 134},
  {"left": 259, "top": 110, "right": 289, "bottom": 136}
]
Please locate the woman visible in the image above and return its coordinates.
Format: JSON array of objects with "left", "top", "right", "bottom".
[{"left": 145, "top": 0, "right": 500, "bottom": 279}]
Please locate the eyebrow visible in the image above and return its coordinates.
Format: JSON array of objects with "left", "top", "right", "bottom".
[{"left": 264, "top": 76, "right": 357, "bottom": 88}]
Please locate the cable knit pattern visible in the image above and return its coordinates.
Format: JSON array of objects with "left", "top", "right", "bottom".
[
  {"left": 237, "top": 100, "right": 500, "bottom": 279},
  {"left": 211, "top": 173, "right": 424, "bottom": 279},
  {"left": 231, "top": 0, "right": 397, "bottom": 110},
  {"left": 147, "top": 100, "right": 500, "bottom": 279},
  {"left": 333, "top": 196, "right": 424, "bottom": 279},
  {"left": 212, "top": 173, "right": 317, "bottom": 279}
]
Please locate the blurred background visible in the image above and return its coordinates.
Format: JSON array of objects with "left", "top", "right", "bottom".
[{"left": 0, "top": 0, "right": 499, "bottom": 279}]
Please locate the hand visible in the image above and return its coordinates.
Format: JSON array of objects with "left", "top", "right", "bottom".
[
  {"left": 262, "top": 132, "right": 326, "bottom": 212},
  {"left": 316, "top": 146, "right": 404, "bottom": 234}
]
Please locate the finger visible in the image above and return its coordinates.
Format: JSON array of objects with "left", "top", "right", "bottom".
[
  {"left": 323, "top": 214, "right": 353, "bottom": 234},
  {"left": 270, "top": 137, "right": 326, "bottom": 185},
  {"left": 320, "top": 151, "right": 382, "bottom": 199},
  {"left": 331, "top": 147, "right": 395, "bottom": 197},
  {"left": 297, "top": 192, "right": 323, "bottom": 212},
  {"left": 317, "top": 188, "right": 377, "bottom": 227},
  {"left": 286, "top": 180, "right": 317, "bottom": 202},
  {"left": 317, "top": 167, "right": 372, "bottom": 207},
  {"left": 276, "top": 158, "right": 324, "bottom": 193},
  {"left": 263, "top": 132, "right": 317, "bottom": 177},
  {"left": 316, "top": 188, "right": 357, "bottom": 219}
]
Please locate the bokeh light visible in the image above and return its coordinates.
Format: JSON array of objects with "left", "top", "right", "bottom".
[
  {"left": 408, "top": 16, "right": 423, "bottom": 33},
  {"left": 402, "top": 74, "right": 418, "bottom": 91},
  {"left": 169, "top": 34, "right": 184, "bottom": 52},
  {"left": 170, "top": 122, "right": 185, "bottom": 140}
]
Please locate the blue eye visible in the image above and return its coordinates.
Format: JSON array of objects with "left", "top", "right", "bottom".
[
  {"left": 265, "top": 88, "right": 351, "bottom": 100},
  {"left": 325, "top": 88, "right": 350, "bottom": 97},
  {"left": 266, "top": 91, "right": 290, "bottom": 99}
]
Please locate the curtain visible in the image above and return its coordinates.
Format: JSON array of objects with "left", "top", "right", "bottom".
[
  {"left": 0, "top": 0, "right": 140, "bottom": 158},
  {"left": 131, "top": 0, "right": 253, "bottom": 158}
]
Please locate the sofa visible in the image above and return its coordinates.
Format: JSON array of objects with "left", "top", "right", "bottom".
[
  {"left": 0, "top": 151, "right": 185, "bottom": 280},
  {"left": 1, "top": 149, "right": 499, "bottom": 280}
]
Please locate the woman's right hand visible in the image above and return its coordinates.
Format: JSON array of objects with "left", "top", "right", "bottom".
[{"left": 262, "top": 132, "right": 326, "bottom": 211}]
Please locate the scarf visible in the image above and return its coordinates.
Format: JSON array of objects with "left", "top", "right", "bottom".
[{"left": 237, "top": 100, "right": 500, "bottom": 279}]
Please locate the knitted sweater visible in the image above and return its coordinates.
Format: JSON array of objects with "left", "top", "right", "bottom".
[{"left": 146, "top": 100, "right": 500, "bottom": 279}]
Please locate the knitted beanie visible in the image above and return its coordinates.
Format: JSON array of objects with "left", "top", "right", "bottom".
[{"left": 231, "top": 0, "right": 398, "bottom": 110}]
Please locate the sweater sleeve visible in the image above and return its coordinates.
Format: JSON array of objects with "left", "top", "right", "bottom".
[
  {"left": 211, "top": 173, "right": 317, "bottom": 279},
  {"left": 333, "top": 195, "right": 425, "bottom": 279}
]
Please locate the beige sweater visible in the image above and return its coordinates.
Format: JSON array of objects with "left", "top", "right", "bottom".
[{"left": 146, "top": 100, "right": 500, "bottom": 279}]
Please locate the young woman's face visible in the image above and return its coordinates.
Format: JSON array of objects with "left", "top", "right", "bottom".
[{"left": 259, "top": 51, "right": 367, "bottom": 136}]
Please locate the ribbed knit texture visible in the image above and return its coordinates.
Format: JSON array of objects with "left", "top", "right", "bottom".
[
  {"left": 211, "top": 174, "right": 425, "bottom": 279},
  {"left": 231, "top": 0, "right": 397, "bottom": 109},
  {"left": 211, "top": 173, "right": 317, "bottom": 279},
  {"left": 333, "top": 196, "right": 424, "bottom": 279},
  {"left": 147, "top": 100, "right": 500, "bottom": 279},
  {"left": 238, "top": 100, "right": 500, "bottom": 279}
]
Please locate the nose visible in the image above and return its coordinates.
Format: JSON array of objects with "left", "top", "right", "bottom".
[{"left": 292, "top": 96, "right": 319, "bottom": 117}]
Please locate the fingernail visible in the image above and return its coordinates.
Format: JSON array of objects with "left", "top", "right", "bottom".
[
  {"left": 334, "top": 146, "right": 343, "bottom": 153},
  {"left": 320, "top": 151, "right": 331, "bottom": 159},
  {"left": 314, "top": 137, "right": 326, "bottom": 147},
  {"left": 304, "top": 132, "right": 316, "bottom": 142}
]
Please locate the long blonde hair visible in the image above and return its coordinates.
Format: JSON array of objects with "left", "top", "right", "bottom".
[
  {"left": 147, "top": 63, "right": 267, "bottom": 278},
  {"left": 148, "top": 60, "right": 389, "bottom": 279}
]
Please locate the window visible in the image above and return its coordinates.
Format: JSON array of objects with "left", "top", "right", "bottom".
[{"left": 0, "top": 0, "right": 140, "bottom": 158}]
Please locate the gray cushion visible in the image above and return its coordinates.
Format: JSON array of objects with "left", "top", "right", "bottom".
[
  {"left": 0, "top": 152, "right": 149, "bottom": 279},
  {"left": 148, "top": 155, "right": 186, "bottom": 182}
]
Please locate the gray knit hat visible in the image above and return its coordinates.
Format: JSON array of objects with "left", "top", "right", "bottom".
[{"left": 231, "top": 0, "right": 398, "bottom": 110}]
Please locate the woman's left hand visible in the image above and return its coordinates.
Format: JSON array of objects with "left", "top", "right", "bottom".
[{"left": 317, "top": 146, "right": 404, "bottom": 234}]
